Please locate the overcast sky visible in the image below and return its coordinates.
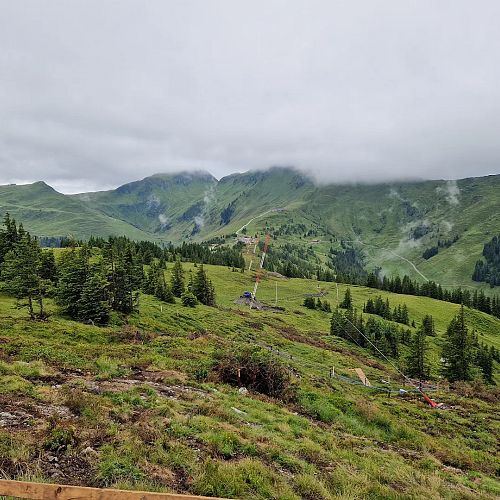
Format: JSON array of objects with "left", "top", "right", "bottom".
[{"left": 1, "top": 1, "right": 500, "bottom": 193}]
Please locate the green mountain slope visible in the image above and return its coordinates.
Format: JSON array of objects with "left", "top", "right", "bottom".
[
  {"left": 0, "top": 181, "right": 154, "bottom": 241},
  {"left": 73, "top": 171, "right": 218, "bottom": 240},
  {"left": 0, "top": 263, "right": 498, "bottom": 498},
  {"left": 1, "top": 169, "right": 499, "bottom": 289}
]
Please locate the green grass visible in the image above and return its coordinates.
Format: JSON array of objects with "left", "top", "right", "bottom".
[{"left": 0, "top": 263, "right": 498, "bottom": 498}]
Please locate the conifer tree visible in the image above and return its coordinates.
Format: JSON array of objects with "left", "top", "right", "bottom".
[
  {"left": 170, "top": 259, "right": 185, "bottom": 297},
  {"left": 405, "top": 323, "right": 430, "bottom": 380},
  {"left": 421, "top": 315, "right": 436, "bottom": 336},
  {"left": 40, "top": 249, "right": 58, "bottom": 283},
  {"left": 340, "top": 288, "right": 352, "bottom": 309},
  {"left": 441, "top": 305, "right": 474, "bottom": 381},
  {"left": 77, "top": 261, "right": 110, "bottom": 325},
  {"left": 1, "top": 233, "right": 47, "bottom": 319},
  {"left": 181, "top": 291, "right": 197, "bottom": 307},
  {"left": 192, "top": 264, "right": 216, "bottom": 306},
  {"left": 57, "top": 247, "right": 90, "bottom": 319}
]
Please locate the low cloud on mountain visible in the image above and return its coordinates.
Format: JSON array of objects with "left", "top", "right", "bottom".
[{"left": 1, "top": 1, "right": 500, "bottom": 192}]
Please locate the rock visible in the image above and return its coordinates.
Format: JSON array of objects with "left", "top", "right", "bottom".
[
  {"left": 82, "top": 446, "right": 98, "bottom": 457},
  {"left": 238, "top": 387, "right": 249, "bottom": 395}
]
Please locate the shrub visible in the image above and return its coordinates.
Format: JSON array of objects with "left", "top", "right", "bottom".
[
  {"left": 213, "top": 346, "right": 295, "bottom": 401},
  {"left": 181, "top": 291, "right": 197, "bottom": 307}
]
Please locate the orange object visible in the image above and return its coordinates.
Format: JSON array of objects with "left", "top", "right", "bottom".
[{"left": 423, "top": 392, "right": 438, "bottom": 408}]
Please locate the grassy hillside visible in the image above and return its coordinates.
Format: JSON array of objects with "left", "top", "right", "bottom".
[
  {"left": 1, "top": 169, "right": 499, "bottom": 291},
  {"left": 0, "top": 262, "right": 498, "bottom": 498},
  {"left": 73, "top": 172, "right": 218, "bottom": 241},
  {"left": 0, "top": 182, "right": 156, "bottom": 241}
]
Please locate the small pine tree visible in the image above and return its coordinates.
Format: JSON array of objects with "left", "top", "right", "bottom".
[
  {"left": 303, "top": 297, "right": 316, "bottom": 309},
  {"left": 422, "top": 315, "right": 436, "bottom": 336},
  {"left": 77, "top": 264, "right": 110, "bottom": 325},
  {"left": 192, "top": 264, "right": 216, "bottom": 306},
  {"left": 181, "top": 291, "right": 197, "bottom": 307},
  {"left": 340, "top": 288, "right": 352, "bottom": 309},
  {"left": 171, "top": 259, "right": 185, "bottom": 297},
  {"left": 405, "top": 324, "right": 430, "bottom": 380},
  {"left": 1, "top": 233, "right": 47, "bottom": 319},
  {"left": 441, "top": 305, "right": 474, "bottom": 381}
]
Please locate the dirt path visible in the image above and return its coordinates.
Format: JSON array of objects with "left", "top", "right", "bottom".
[{"left": 235, "top": 208, "right": 284, "bottom": 235}]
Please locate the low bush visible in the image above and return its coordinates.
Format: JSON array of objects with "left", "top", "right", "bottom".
[{"left": 213, "top": 346, "right": 296, "bottom": 401}]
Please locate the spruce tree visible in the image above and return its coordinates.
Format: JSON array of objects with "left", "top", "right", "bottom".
[
  {"left": 405, "top": 323, "right": 430, "bottom": 380},
  {"left": 1, "top": 233, "right": 47, "bottom": 319},
  {"left": 192, "top": 264, "right": 216, "bottom": 306},
  {"left": 40, "top": 249, "right": 58, "bottom": 283},
  {"left": 57, "top": 247, "right": 89, "bottom": 319},
  {"left": 422, "top": 315, "right": 436, "bottom": 336},
  {"left": 340, "top": 288, "right": 352, "bottom": 309},
  {"left": 170, "top": 259, "right": 185, "bottom": 297},
  {"left": 441, "top": 305, "right": 474, "bottom": 381},
  {"left": 77, "top": 262, "right": 110, "bottom": 325}
]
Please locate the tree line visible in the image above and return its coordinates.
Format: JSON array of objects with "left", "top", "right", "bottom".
[
  {"left": 472, "top": 234, "right": 500, "bottom": 287},
  {"left": 330, "top": 288, "right": 496, "bottom": 384},
  {"left": 0, "top": 214, "right": 217, "bottom": 325}
]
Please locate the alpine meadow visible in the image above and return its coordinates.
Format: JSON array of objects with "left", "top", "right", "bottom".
[{"left": 1, "top": 1, "right": 500, "bottom": 499}]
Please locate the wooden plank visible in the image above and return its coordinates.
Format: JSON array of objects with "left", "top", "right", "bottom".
[
  {"left": 354, "top": 368, "right": 371, "bottom": 387},
  {"left": 0, "top": 480, "right": 231, "bottom": 500}
]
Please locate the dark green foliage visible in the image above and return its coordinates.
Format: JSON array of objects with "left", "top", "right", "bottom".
[
  {"left": 330, "top": 307, "right": 401, "bottom": 358},
  {"left": 103, "top": 242, "right": 142, "bottom": 314},
  {"left": 171, "top": 259, "right": 185, "bottom": 297},
  {"left": 191, "top": 264, "right": 216, "bottom": 306},
  {"left": 77, "top": 262, "right": 110, "bottom": 325},
  {"left": 40, "top": 249, "right": 58, "bottom": 283},
  {"left": 213, "top": 346, "right": 295, "bottom": 401},
  {"left": 422, "top": 246, "right": 439, "bottom": 260},
  {"left": 472, "top": 235, "right": 500, "bottom": 287},
  {"left": 365, "top": 272, "right": 500, "bottom": 319},
  {"left": 364, "top": 295, "right": 392, "bottom": 320},
  {"left": 264, "top": 242, "right": 319, "bottom": 279},
  {"left": 405, "top": 323, "right": 430, "bottom": 380},
  {"left": 422, "top": 314, "right": 436, "bottom": 336},
  {"left": 57, "top": 247, "right": 89, "bottom": 319},
  {"left": 0, "top": 213, "right": 19, "bottom": 265},
  {"left": 1, "top": 231, "right": 48, "bottom": 320},
  {"left": 57, "top": 247, "right": 111, "bottom": 324},
  {"left": 330, "top": 246, "right": 367, "bottom": 284},
  {"left": 441, "top": 306, "right": 474, "bottom": 382},
  {"left": 181, "top": 291, "right": 197, "bottom": 307},
  {"left": 339, "top": 288, "right": 352, "bottom": 309},
  {"left": 303, "top": 297, "right": 316, "bottom": 309},
  {"left": 475, "top": 343, "right": 494, "bottom": 384},
  {"left": 143, "top": 260, "right": 175, "bottom": 304}
]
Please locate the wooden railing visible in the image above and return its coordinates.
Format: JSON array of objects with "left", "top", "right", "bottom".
[{"left": 0, "top": 480, "right": 229, "bottom": 500}]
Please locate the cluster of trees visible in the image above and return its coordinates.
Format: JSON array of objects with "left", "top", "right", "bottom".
[
  {"left": 264, "top": 242, "right": 319, "bottom": 278},
  {"left": 361, "top": 272, "right": 500, "bottom": 320},
  {"left": 331, "top": 288, "right": 495, "bottom": 383},
  {"left": 0, "top": 214, "right": 218, "bottom": 325},
  {"left": 422, "top": 235, "right": 460, "bottom": 260},
  {"left": 0, "top": 214, "right": 58, "bottom": 320},
  {"left": 329, "top": 246, "right": 367, "bottom": 284},
  {"left": 330, "top": 307, "right": 403, "bottom": 359},
  {"left": 70, "top": 236, "right": 244, "bottom": 269},
  {"left": 472, "top": 235, "right": 500, "bottom": 287},
  {"left": 303, "top": 296, "right": 331, "bottom": 312},
  {"left": 363, "top": 295, "right": 410, "bottom": 325}
]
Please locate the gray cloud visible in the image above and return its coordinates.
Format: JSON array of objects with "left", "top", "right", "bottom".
[{"left": 1, "top": 0, "right": 500, "bottom": 193}]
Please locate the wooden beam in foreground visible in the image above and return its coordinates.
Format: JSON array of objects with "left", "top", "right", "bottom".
[{"left": 0, "top": 480, "right": 230, "bottom": 500}]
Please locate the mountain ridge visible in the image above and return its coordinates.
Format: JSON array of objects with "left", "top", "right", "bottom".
[{"left": 1, "top": 168, "right": 499, "bottom": 290}]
